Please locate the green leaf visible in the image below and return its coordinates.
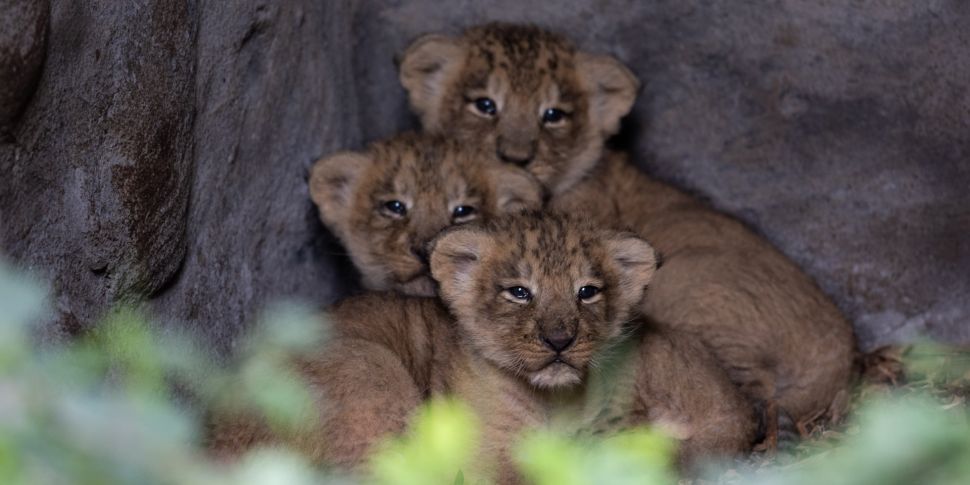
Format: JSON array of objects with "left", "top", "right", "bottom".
[{"left": 371, "top": 397, "right": 479, "bottom": 485}]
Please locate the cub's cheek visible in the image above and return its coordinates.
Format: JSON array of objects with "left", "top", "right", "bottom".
[
  {"left": 542, "top": 124, "right": 574, "bottom": 139},
  {"left": 466, "top": 121, "right": 499, "bottom": 143}
]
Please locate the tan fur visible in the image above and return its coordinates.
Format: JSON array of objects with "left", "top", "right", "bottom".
[
  {"left": 400, "top": 24, "right": 637, "bottom": 195},
  {"left": 399, "top": 23, "right": 855, "bottom": 421},
  {"left": 309, "top": 131, "right": 542, "bottom": 296},
  {"left": 210, "top": 213, "right": 756, "bottom": 481}
]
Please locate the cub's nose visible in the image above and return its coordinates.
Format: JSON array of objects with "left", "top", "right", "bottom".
[
  {"left": 542, "top": 329, "right": 576, "bottom": 353},
  {"left": 498, "top": 149, "right": 534, "bottom": 167},
  {"left": 496, "top": 136, "right": 537, "bottom": 166}
]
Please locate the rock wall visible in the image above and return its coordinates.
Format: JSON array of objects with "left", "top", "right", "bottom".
[
  {"left": 1, "top": 0, "right": 967, "bottom": 351},
  {"left": 0, "top": 1, "right": 361, "bottom": 351},
  {"left": 2, "top": 0, "right": 196, "bottom": 337}
]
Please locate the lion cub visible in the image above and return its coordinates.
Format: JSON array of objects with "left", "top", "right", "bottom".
[
  {"left": 429, "top": 213, "right": 756, "bottom": 479},
  {"left": 399, "top": 23, "right": 855, "bottom": 423},
  {"left": 309, "top": 131, "right": 541, "bottom": 296},
  {"left": 215, "top": 213, "right": 755, "bottom": 479}
]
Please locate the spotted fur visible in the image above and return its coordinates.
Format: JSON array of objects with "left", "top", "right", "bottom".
[
  {"left": 210, "top": 213, "right": 757, "bottom": 480},
  {"left": 400, "top": 23, "right": 637, "bottom": 195},
  {"left": 309, "top": 131, "right": 542, "bottom": 296},
  {"left": 400, "top": 24, "right": 856, "bottom": 422}
]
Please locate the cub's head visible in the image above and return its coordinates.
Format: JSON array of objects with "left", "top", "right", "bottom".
[
  {"left": 310, "top": 132, "right": 541, "bottom": 297},
  {"left": 430, "top": 212, "right": 657, "bottom": 389},
  {"left": 399, "top": 23, "right": 639, "bottom": 195}
]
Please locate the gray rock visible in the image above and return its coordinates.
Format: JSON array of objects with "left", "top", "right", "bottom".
[
  {"left": 152, "top": 1, "right": 362, "bottom": 354},
  {"left": 1, "top": 1, "right": 195, "bottom": 340},
  {"left": 0, "top": 0, "right": 48, "bottom": 136}
]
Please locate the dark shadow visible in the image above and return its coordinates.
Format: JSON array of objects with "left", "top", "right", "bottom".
[{"left": 305, "top": 200, "right": 364, "bottom": 302}]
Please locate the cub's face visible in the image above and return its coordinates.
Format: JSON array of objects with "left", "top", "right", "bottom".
[
  {"left": 310, "top": 133, "right": 541, "bottom": 296},
  {"left": 430, "top": 212, "right": 657, "bottom": 389},
  {"left": 400, "top": 23, "right": 639, "bottom": 195}
]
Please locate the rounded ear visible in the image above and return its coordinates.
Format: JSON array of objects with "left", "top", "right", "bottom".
[
  {"left": 488, "top": 165, "right": 543, "bottom": 213},
  {"left": 576, "top": 52, "right": 640, "bottom": 136},
  {"left": 308, "top": 151, "right": 372, "bottom": 237},
  {"left": 398, "top": 34, "right": 466, "bottom": 131},
  {"left": 603, "top": 232, "right": 658, "bottom": 307},
  {"left": 429, "top": 226, "right": 494, "bottom": 307}
]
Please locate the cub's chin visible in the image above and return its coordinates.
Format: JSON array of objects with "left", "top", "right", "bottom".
[
  {"left": 528, "top": 361, "right": 583, "bottom": 389},
  {"left": 394, "top": 274, "right": 437, "bottom": 297}
]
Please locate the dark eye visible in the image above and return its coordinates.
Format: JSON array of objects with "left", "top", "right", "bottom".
[
  {"left": 577, "top": 285, "right": 600, "bottom": 301},
  {"left": 507, "top": 286, "right": 532, "bottom": 301},
  {"left": 382, "top": 200, "right": 407, "bottom": 216},
  {"left": 542, "top": 108, "right": 567, "bottom": 124},
  {"left": 474, "top": 97, "right": 497, "bottom": 116},
  {"left": 452, "top": 205, "right": 477, "bottom": 220}
]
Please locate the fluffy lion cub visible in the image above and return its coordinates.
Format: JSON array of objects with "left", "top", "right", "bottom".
[
  {"left": 399, "top": 23, "right": 855, "bottom": 423},
  {"left": 211, "top": 213, "right": 755, "bottom": 480},
  {"left": 428, "top": 213, "right": 756, "bottom": 479},
  {"left": 309, "top": 131, "right": 541, "bottom": 296}
]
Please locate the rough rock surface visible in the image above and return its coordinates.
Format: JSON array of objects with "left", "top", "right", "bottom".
[
  {"left": 1, "top": 2, "right": 195, "bottom": 339},
  {"left": 0, "top": 0, "right": 48, "bottom": 136},
  {"left": 1, "top": 1, "right": 967, "bottom": 351},
  {"left": 153, "top": 1, "right": 362, "bottom": 353}
]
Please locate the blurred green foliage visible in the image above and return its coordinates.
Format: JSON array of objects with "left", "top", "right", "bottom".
[
  {"left": 370, "top": 398, "right": 479, "bottom": 485},
  {"left": 516, "top": 428, "right": 676, "bottom": 485},
  {"left": 906, "top": 341, "right": 970, "bottom": 389},
  {"left": 1, "top": 261, "right": 969, "bottom": 484},
  {"left": 744, "top": 396, "right": 970, "bottom": 485}
]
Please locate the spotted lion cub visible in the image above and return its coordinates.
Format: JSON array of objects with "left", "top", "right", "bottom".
[
  {"left": 309, "top": 131, "right": 541, "bottom": 296},
  {"left": 216, "top": 213, "right": 755, "bottom": 479},
  {"left": 429, "top": 213, "right": 756, "bottom": 479},
  {"left": 399, "top": 23, "right": 855, "bottom": 425}
]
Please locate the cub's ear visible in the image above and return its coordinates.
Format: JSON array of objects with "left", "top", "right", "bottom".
[
  {"left": 576, "top": 52, "right": 640, "bottom": 136},
  {"left": 429, "top": 226, "right": 494, "bottom": 310},
  {"left": 309, "top": 151, "right": 372, "bottom": 238},
  {"left": 399, "top": 34, "right": 466, "bottom": 131},
  {"left": 488, "top": 165, "right": 543, "bottom": 213},
  {"left": 603, "top": 232, "right": 658, "bottom": 307}
]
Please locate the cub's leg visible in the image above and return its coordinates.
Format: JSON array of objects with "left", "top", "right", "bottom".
[
  {"left": 298, "top": 337, "right": 423, "bottom": 470},
  {"left": 205, "top": 337, "right": 423, "bottom": 472},
  {"left": 643, "top": 244, "right": 853, "bottom": 422},
  {"left": 632, "top": 328, "right": 758, "bottom": 470}
]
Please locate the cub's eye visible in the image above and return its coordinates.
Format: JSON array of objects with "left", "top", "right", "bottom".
[
  {"left": 382, "top": 200, "right": 407, "bottom": 217},
  {"left": 473, "top": 97, "right": 498, "bottom": 116},
  {"left": 505, "top": 286, "right": 532, "bottom": 302},
  {"left": 541, "top": 108, "right": 568, "bottom": 125},
  {"left": 577, "top": 285, "right": 601, "bottom": 302},
  {"left": 452, "top": 205, "right": 477, "bottom": 221}
]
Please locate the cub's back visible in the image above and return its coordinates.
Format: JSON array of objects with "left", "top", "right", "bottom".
[{"left": 327, "top": 293, "right": 460, "bottom": 393}]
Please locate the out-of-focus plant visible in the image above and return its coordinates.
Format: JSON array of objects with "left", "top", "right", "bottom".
[
  {"left": 0, "top": 260, "right": 680, "bottom": 485},
  {"left": 3, "top": 259, "right": 970, "bottom": 485},
  {"left": 0, "top": 261, "right": 326, "bottom": 485},
  {"left": 205, "top": 302, "right": 328, "bottom": 436},
  {"left": 905, "top": 341, "right": 970, "bottom": 392},
  {"left": 368, "top": 399, "right": 676, "bottom": 485},
  {"left": 736, "top": 341, "right": 970, "bottom": 485},
  {"left": 516, "top": 428, "right": 676, "bottom": 485},
  {"left": 369, "top": 398, "right": 479, "bottom": 485},
  {"left": 743, "top": 396, "right": 970, "bottom": 485}
]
